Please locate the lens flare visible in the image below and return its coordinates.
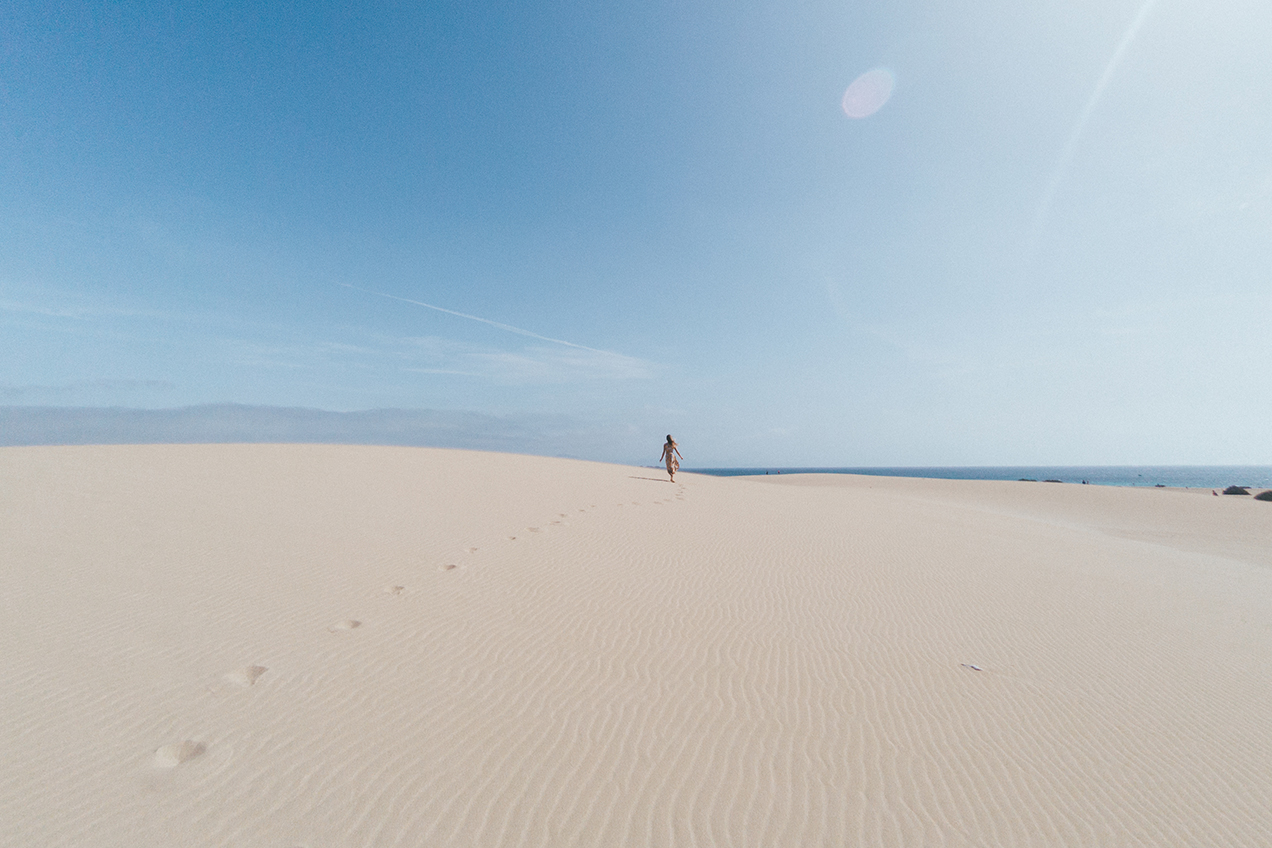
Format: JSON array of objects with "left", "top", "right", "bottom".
[{"left": 841, "top": 68, "right": 895, "bottom": 119}]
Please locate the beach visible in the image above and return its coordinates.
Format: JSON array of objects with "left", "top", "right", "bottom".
[{"left": 2, "top": 443, "right": 1270, "bottom": 847}]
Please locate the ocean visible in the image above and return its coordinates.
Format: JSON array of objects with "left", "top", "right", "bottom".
[{"left": 687, "top": 466, "right": 1272, "bottom": 490}]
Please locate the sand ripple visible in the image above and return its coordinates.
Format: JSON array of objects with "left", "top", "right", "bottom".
[{"left": 1, "top": 445, "right": 1270, "bottom": 846}]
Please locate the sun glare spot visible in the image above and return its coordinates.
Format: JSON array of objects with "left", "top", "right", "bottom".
[{"left": 841, "top": 68, "right": 895, "bottom": 119}]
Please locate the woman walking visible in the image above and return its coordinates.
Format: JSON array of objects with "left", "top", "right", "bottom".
[{"left": 660, "top": 435, "right": 682, "bottom": 482}]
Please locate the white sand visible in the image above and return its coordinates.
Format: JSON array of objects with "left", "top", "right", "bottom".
[{"left": 1, "top": 445, "right": 1270, "bottom": 847}]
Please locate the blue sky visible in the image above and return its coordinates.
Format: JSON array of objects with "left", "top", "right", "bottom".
[{"left": 2, "top": 0, "right": 1269, "bottom": 465}]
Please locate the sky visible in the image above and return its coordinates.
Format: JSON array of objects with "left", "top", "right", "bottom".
[{"left": 2, "top": 0, "right": 1270, "bottom": 466}]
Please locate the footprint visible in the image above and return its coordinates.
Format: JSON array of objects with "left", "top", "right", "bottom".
[
  {"left": 465, "top": 547, "right": 479, "bottom": 554},
  {"left": 154, "top": 741, "right": 205, "bottom": 768},
  {"left": 223, "top": 665, "right": 267, "bottom": 687},
  {"left": 330, "top": 619, "right": 361, "bottom": 631},
  {"left": 439, "top": 563, "right": 457, "bottom": 571},
  {"left": 527, "top": 527, "right": 540, "bottom": 532},
  {"left": 508, "top": 536, "right": 517, "bottom": 540},
  {"left": 558, "top": 513, "right": 568, "bottom": 518},
  {"left": 383, "top": 585, "right": 406, "bottom": 595}
]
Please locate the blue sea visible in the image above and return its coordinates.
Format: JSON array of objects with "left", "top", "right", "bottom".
[{"left": 687, "top": 466, "right": 1272, "bottom": 489}]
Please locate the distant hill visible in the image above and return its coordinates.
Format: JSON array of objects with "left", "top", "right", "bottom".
[{"left": 0, "top": 404, "right": 609, "bottom": 459}]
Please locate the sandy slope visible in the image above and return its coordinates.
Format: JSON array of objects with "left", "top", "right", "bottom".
[{"left": 1, "top": 445, "right": 1270, "bottom": 847}]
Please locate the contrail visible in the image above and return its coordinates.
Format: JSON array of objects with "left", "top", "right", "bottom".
[
  {"left": 340, "top": 283, "right": 617, "bottom": 355},
  {"left": 1027, "top": 0, "right": 1160, "bottom": 258}
]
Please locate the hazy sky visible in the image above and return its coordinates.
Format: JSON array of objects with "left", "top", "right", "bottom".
[{"left": 3, "top": 0, "right": 1270, "bottom": 465}]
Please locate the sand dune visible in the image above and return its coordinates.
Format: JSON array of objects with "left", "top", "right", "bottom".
[{"left": 1, "top": 445, "right": 1270, "bottom": 847}]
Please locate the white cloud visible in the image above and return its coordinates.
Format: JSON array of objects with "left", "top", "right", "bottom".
[
  {"left": 382, "top": 335, "right": 655, "bottom": 384},
  {"left": 211, "top": 331, "right": 656, "bottom": 386},
  {"left": 0, "top": 379, "right": 176, "bottom": 401},
  {"left": 470, "top": 346, "right": 654, "bottom": 383},
  {"left": 0, "top": 298, "right": 151, "bottom": 320}
]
